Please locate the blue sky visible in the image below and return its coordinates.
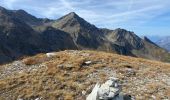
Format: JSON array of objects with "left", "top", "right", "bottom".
[{"left": 0, "top": 0, "right": 170, "bottom": 36}]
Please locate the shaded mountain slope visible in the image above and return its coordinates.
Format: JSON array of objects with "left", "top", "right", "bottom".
[
  {"left": 0, "top": 6, "right": 44, "bottom": 61},
  {"left": 0, "top": 7, "right": 77, "bottom": 63},
  {"left": 40, "top": 26, "right": 77, "bottom": 51}
]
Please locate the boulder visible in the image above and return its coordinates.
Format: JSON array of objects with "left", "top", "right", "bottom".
[
  {"left": 86, "top": 83, "right": 100, "bottom": 100},
  {"left": 87, "top": 77, "right": 124, "bottom": 100}
]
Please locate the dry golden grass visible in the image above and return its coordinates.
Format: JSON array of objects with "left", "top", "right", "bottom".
[
  {"left": 0, "top": 50, "right": 169, "bottom": 99},
  {"left": 23, "top": 53, "right": 47, "bottom": 65}
]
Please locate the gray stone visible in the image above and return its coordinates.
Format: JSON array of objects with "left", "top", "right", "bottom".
[{"left": 87, "top": 77, "right": 124, "bottom": 100}]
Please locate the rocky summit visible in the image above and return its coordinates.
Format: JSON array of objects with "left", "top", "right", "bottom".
[
  {"left": 0, "top": 6, "right": 169, "bottom": 64},
  {"left": 0, "top": 50, "right": 169, "bottom": 99}
]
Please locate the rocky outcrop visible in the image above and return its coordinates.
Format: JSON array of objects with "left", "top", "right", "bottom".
[
  {"left": 52, "top": 12, "right": 105, "bottom": 49},
  {"left": 87, "top": 77, "right": 124, "bottom": 100}
]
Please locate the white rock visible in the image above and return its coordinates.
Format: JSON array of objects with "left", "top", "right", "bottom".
[
  {"left": 85, "top": 61, "right": 92, "bottom": 65},
  {"left": 86, "top": 83, "right": 100, "bottom": 100},
  {"left": 98, "top": 81, "right": 120, "bottom": 99},
  {"left": 82, "top": 90, "right": 86, "bottom": 95},
  {"left": 87, "top": 77, "right": 124, "bottom": 100},
  {"left": 105, "top": 80, "right": 115, "bottom": 87},
  {"left": 109, "top": 77, "right": 119, "bottom": 81},
  {"left": 46, "top": 52, "right": 57, "bottom": 57}
]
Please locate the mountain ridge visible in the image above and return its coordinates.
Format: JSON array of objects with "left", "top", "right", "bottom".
[
  {"left": 0, "top": 6, "right": 169, "bottom": 63},
  {"left": 51, "top": 12, "right": 170, "bottom": 61}
]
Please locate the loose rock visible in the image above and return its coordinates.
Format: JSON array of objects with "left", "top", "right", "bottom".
[
  {"left": 87, "top": 77, "right": 124, "bottom": 100},
  {"left": 46, "top": 52, "right": 57, "bottom": 57}
]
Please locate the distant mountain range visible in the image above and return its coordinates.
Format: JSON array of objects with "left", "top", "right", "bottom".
[
  {"left": 0, "top": 6, "right": 170, "bottom": 63},
  {"left": 156, "top": 37, "right": 170, "bottom": 51},
  {"left": 148, "top": 36, "right": 170, "bottom": 51}
]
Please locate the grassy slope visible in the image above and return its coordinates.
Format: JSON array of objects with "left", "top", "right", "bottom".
[{"left": 0, "top": 50, "right": 169, "bottom": 100}]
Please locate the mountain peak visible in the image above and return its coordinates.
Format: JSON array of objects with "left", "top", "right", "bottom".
[
  {"left": 59, "top": 12, "right": 80, "bottom": 21},
  {"left": 53, "top": 12, "right": 97, "bottom": 32},
  {"left": 68, "top": 12, "right": 78, "bottom": 16}
]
